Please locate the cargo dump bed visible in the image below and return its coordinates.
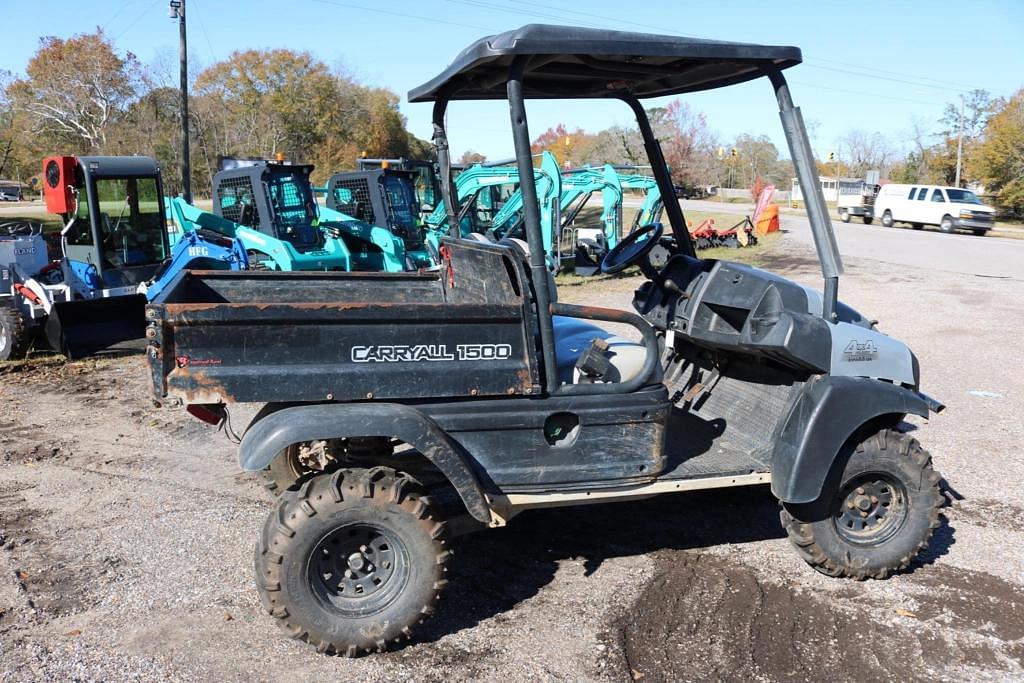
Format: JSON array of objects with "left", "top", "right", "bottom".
[{"left": 145, "top": 241, "right": 541, "bottom": 405}]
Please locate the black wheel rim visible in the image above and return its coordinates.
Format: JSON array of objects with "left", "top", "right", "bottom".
[
  {"left": 833, "top": 473, "right": 909, "bottom": 545},
  {"left": 308, "top": 523, "right": 409, "bottom": 616}
]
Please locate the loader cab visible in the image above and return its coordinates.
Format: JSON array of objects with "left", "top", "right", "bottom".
[
  {"left": 356, "top": 157, "right": 463, "bottom": 213},
  {"left": 213, "top": 162, "right": 324, "bottom": 251},
  {"left": 326, "top": 169, "right": 422, "bottom": 242},
  {"left": 58, "top": 156, "right": 170, "bottom": 288}
]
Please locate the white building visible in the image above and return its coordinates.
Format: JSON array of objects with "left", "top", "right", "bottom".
[{"left": 791, "top": 176, "right": 873, "bottom": 204}]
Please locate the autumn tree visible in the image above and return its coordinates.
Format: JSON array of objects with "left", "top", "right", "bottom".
[
  {"left": 649, "top": 100, "right": 718, "bottom": 186},
  {"left": 458, "top": 149, "right": 486, "bottom": 165},
  {"left": 7, "top": 31, "right": 140, "bottom": 150},
  {"left": 191, "top": 50, "right": 425, "bottom": 187},
  {"left": 723, "top": 134, "right": 788, "bottom": 187},
  {"left": 531, "top": 123, "right": 594, "bottom": 167},
  {"left": 972, "top": 89, "right": 1024, "bottom": 215}
]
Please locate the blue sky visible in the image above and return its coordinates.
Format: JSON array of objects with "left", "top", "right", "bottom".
[{"left": 4, "top": 0, "right": 1023, "bottom": 161}]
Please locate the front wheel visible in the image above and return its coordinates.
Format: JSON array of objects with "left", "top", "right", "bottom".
[
  {"left": 939, "top": 215, "right": 955, "bottom": 233},
  {"left": 0, "top": 304, "right": 31, "bottom": 361},
  {"left": 839, "top": 209, "right": 850, "bottom": 223},
  {"left": 780, "top": 429, "right": 942, "bottom": 580},
  {"left": 863, "top": 217, "right": 874, "bottom": 225},
  {"left": 881, "top": 210, "right": 894, "bottom": 228},
  {"left": 973, "top": 228, "right": 987, "bottom": 237},
  {"left": 255, "top": 467, "right": 449, "bottom": 655}
]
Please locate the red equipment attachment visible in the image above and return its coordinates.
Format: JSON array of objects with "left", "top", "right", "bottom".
[{"left": 42, "top": 155, "right": 78, "bottom": 215}]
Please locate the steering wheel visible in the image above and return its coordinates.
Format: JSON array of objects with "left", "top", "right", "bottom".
[{"left": 600, "top": 222, "right": 664, "bottom": 274}]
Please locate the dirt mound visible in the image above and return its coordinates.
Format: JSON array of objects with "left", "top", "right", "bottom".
[
  {"left": 613, "top": 552, "right": 1022, "bottom": 682},
  {"left": 0, "top": 481, "right": 115, "bottom": 624},
  {"left": 0, "top": 355, "right": 142, "bottom": 397},
  {"left": 0, "top": 420, "right": 75, "bottom": 464}
]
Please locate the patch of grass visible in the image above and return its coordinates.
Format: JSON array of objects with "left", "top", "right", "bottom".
[
  {"left": 0, "top": 209, "right": 63, "bottom": 233},
  {"left": 705, "top": 195, "right": 753, "bottom": 204},
  {"left": 698, "top": 230, "right": 781, "bottom": 266},
  {"left": 683, "top": 210, "right": 754, "bottom": 231},
  {"left": 555, "top": 223, "right": 783, "bottom": 287}
]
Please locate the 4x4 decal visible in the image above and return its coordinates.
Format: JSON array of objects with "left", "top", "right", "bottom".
[{"left": 842, "top": 340, "right": 879, "bottom": 362}]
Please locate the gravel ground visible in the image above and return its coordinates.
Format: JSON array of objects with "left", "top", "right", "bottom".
[{"left": 1, "top": 233, "right": 1022, "bottom": 681}]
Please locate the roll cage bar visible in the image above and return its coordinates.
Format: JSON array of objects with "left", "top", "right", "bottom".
[{"left": 414, "top": 24, "right": 843, "bottom": 395}]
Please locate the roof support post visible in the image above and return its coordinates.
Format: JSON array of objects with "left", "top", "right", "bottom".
[
  {"left": 508, "top": 57, "right": 558, "bottom": 395},
  {"left": 765, "top": 68, "right": 843, "bottom": 322},
  {"left": 431, "top": 94, "right": 461, "bottom": 236},
  {"left": 621, "top": 95, "right": 695, "bottom": 258}
]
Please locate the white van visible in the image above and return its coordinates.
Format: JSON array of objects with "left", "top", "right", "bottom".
[{"left": 873, "top": 184, "right": 994, "bottom": 236}]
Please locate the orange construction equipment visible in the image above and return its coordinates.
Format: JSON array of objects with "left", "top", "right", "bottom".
[{"left": 755, "top": 204, "right": 780, "bottom": 236}]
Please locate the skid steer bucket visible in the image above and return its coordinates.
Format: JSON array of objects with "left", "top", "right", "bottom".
[{"left": 44, "top": 295, "right": 147, "bottom": 359}]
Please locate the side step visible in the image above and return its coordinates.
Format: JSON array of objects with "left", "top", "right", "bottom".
[{"left": 486, "top": 471, "right": 770, "bottom": 526}]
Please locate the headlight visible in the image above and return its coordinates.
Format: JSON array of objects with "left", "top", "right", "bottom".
[{"left": 959, "top": 210, "right": 972, "bottom": 219}]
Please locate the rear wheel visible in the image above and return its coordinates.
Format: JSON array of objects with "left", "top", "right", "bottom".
[
  {"left": 263, "top": 444, "right": 311, "bottom": 494},
  {"left": 881, "top": 210, "right": 894, "bottom": 228},
  {"left": 0, "top": 304, "right": 31, "bottom": 361},
  {"left": 939, "top": 215, "right": 955, "bottom": 233},
  {"left": 911, "top": 223, "right": 924, "bottom": 230},
  {"left": 780, "top": 429, "right": 942, "bottom": 580},
  {"left": 255, "top": 467, "right": 449, "bottom": 655},
  {"left": 839, "top": 209, "right": 850, "bottom": 223}
]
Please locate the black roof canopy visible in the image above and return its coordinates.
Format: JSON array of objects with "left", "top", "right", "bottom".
[{"left": 408, "top": 24, "right": 801, "bottom": 102}]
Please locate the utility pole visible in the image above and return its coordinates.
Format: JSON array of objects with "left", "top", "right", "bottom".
[
  {"left": 954, "top": 95, "right": 964, "bottom": 187},
  {"left": 170, "top": 0, "right": 191, "bottom": 202}
]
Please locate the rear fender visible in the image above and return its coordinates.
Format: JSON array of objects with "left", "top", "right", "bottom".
[
  {"left": 771, "top": 376, "right": 930, "bottom": 504},
  {"left": 239, "top": 402, "right": 491, "bottom": 523}
]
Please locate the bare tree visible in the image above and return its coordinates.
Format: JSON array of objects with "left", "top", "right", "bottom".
[
  {"left": 839, "top": 130, "right": 894, "bottom": 177},
  {"left": 8, "top": 31, "right": 140, "bottom": 150}
]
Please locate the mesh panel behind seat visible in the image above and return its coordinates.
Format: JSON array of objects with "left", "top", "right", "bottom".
[
  {"left": 332, "top": 178, "right": 374, "bottom": 223},
  {"left": 216, "top": 176, "right": 259, "bottom": 228}
]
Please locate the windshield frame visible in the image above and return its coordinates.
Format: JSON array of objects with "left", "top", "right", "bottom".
[{"left": 88, "top": 174, "right": 169, "bottom": 270}]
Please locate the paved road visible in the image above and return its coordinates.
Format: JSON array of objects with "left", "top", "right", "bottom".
[{"left": 676, "top": 198, "right": 1024, "bottom": 280}]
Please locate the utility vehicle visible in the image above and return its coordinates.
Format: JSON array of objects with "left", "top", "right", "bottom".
[{"left": 146, "top": 25, "right": 946, "bottom": 656}]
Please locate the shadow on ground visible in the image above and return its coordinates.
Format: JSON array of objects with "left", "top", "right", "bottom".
[{"left": 414, "top": 485, "right": 784, "bottom": 646}]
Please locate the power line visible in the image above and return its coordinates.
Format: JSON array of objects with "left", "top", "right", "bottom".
[
  {"left": 114, "top": 0, "right": 161, "bottom": 42},
  {"left": 313, "top": 0, "right": 988, "bottom": 101},
  {"left": 494, "top": 0, "right": 990, "bottom": 95},
  {"left": 442, "top": 0, "right": 607, "bottom": 30},
  {"left": 189, "top": 0, "right": 218, "bottom": 65},
  {"left": 787, "top": 80, "right": 949, "bottom": 106},
  {"left": 310, "top": 0, "right": 491, "bottom": 31},
  {"left": 803, "top": 64, "right": 975, "bottom": 94},
  {"left": 101, "top": 0, "right": 141, "bottom": 34},
  {"left": 809, "top": 56, "right": 983, "bottom": 92}
]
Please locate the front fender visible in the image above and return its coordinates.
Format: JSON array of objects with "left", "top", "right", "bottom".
[
  {"left": 239, "top": 403, "right": 491, "bottom": 523},
  {"left": 771, "top": 376, "right": 930, "bottom": 504}
]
